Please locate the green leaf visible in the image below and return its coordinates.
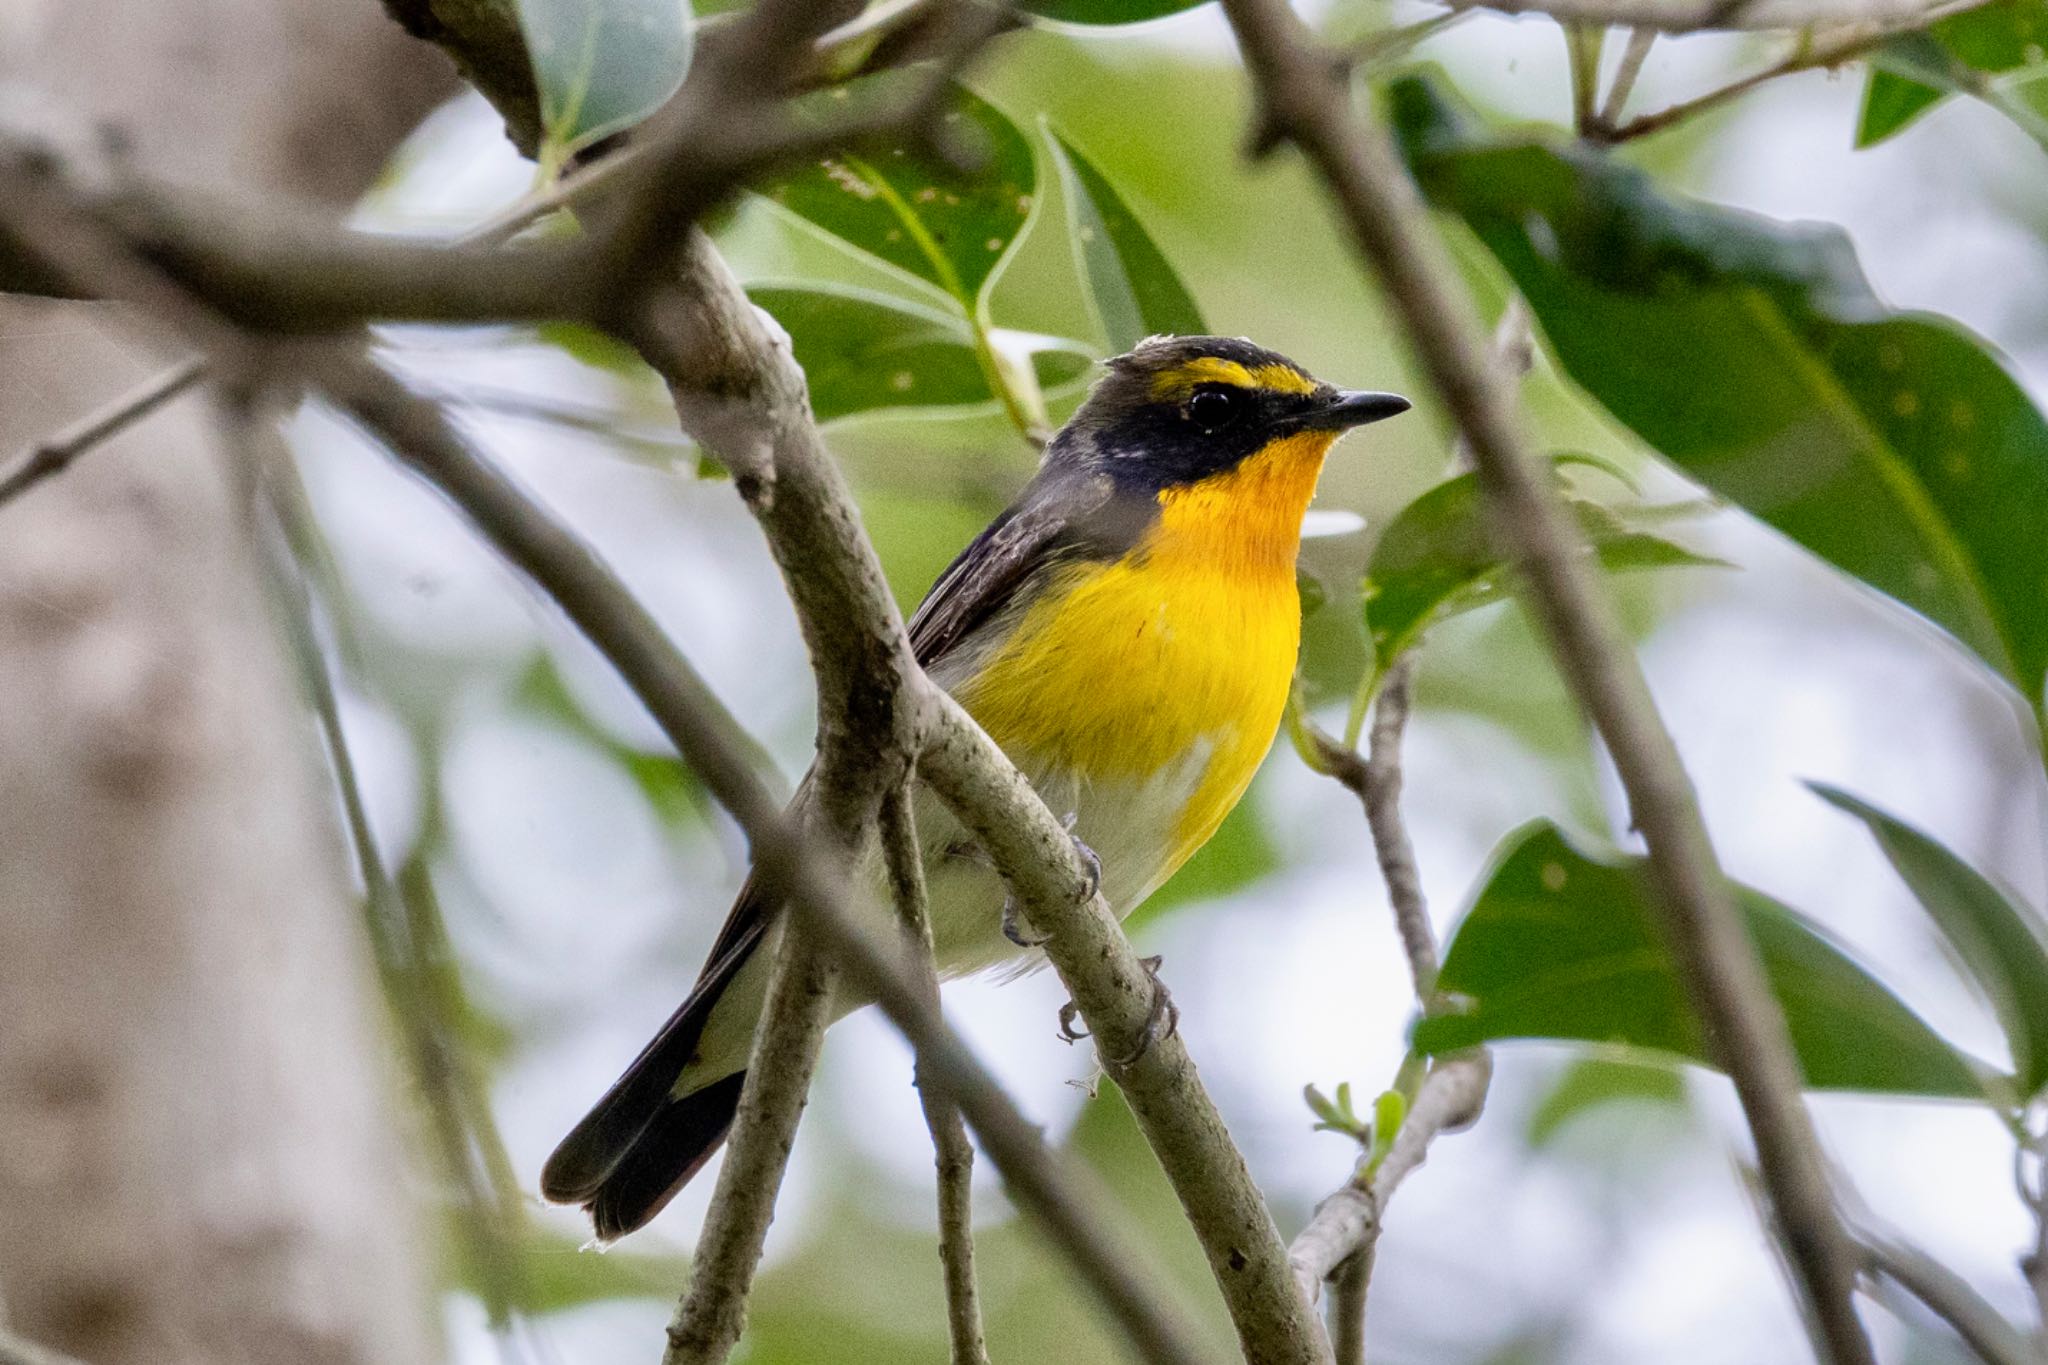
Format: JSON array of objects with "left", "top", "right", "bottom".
[
  {"left": 1414, "top": 822, "right": 1996, "bottom": 1098},
  {"left": 1856, "top": 68, "right": 1948, "bottom": 147},
  {"left": 1020, "top": 0, "right": 1212, "bottom": 21},
  {"left": 1858, "top": 0, "right": 2048, "bottom": 146},
  {"left": 1392, "top": 76, "right": 2048, "bottom": 721},
  {"left": 749, "top": 283, "right": 1089, "bottom": 422},
  {"left": 1360, "top": 461, "right": 1721, "bottom": 676},
  {"left": 1366, "top": 1089, "right": 1407, "bottom": 1173},
  {"left": 1044, "top": 123, "right": 1205, "bottom": 351},
  {"left": 451, "top": 1219, "right": 687, "bottom": 1313},
  {"left": 758, "top": 80, "right": 1036, "bottom": 309},
  {"left": 1526, "top": 1054, "right": 1689, "bottom": 1146},
  {"left": 1811, "top": 781, "right": 2048, "bottom": 1097},
  {"left": 513, "top": 0, "right": 693, "bottom": 160}
]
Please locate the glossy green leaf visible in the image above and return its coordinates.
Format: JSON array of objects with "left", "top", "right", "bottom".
[
  {"left": 1044, "top": 123, "right": 1205, "bottom": 351},
  {"left": 513, "top": 0, "right": 693, "bottom": 158},
  {"left": 749, "top": 283, "right": 1089, "bottom": 421},
  {"left": 1414, "top": 823, "right": 1995, "bottom": 1097},
  {"left": 1020, "top": 0, "right": 1212, "bottom": 21},
  {"left": 1526, "top": 1054, "right": 1688, "bottom": 1146},
  {"left": 1392, "top": 76, "right": 2048, "bottom": 721},
  {"left": 758, "top": 80, "right": 1036, "bottom": 308},
  {"left": 1361, "top": 462, "right": 1721, "bottom": 676},
  {"left": 1812, "top": 782, "right": 2048, "bottom": 1096}
]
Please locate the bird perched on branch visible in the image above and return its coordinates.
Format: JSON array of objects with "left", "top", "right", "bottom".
[{"left": 542, "top": 335, "right": 1409, "bottom": 1238}]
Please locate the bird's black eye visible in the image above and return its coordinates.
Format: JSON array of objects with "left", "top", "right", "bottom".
[{"left": 1186, "top": 385, "right": 1244, "bottom": 432}]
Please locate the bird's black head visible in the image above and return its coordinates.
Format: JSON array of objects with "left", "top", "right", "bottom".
[{"left": 1046, "top": 335, "right": 1409, "bottom": 493}]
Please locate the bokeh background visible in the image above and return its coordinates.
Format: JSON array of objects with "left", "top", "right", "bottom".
[{"left": 308, "top": 3, "right": 2048, "bottom": 1359}]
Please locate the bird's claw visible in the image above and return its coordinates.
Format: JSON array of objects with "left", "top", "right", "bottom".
[
  {"left": 1001, "top": 892, "right": 1049, "bottom": 949},
  {"left": 1003, "top": 818, "right": 1101, "bottom": 949},
  {"left": 1058, "top": 955, "right": 1179, "bottom": 1067},
  {"left": 1062, "top": 812, "right": 1102, "bottom": 902}
]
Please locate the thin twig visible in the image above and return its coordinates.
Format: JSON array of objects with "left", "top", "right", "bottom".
[
  {"left": 247, "top": 440, "right": 532, "bottom": 1326},
  {"left": 2018, "top": 1114, "right": 2048, "bottom": 1349},
  {"left": 0, "top": 356, "right": 204, "bottom": 510},
  {"left": 1565, "top": 23, "right": 1605, "bottom": 136},
  {"left": 881, "top": 780, "right": 992, "bottom": 1365},
  {"left": 1595, "top": 28, "right": 1659, "bottom": 131},
  {"left": 1326, "top": 1253, "right": 1371, "bottom": 1365},
  {"left": 1362, "top": 659, "right": 1438, "bottom": 1003},
  {"left": 1219, "top": 4, "right": 1874, "bottom": 1363},
  {"left": 1855, "top": 1230, "right": 2038, "bottom": 1365},
  {"left": 1595, "top": 26, "right": 1895, "bottom": 143},
  {"left": 1447, "top": 0, "right": 1988, "bottom": 33},
  {"left": 1286, "top": 1053, "right": 1492, "bottom": 1306},
  {"left": 664, "top": 912, "right": 838, "bottom": 1365}
]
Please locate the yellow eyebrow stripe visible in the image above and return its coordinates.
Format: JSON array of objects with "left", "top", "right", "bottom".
[{"left": 1148, "top": 356, "right": 1319, "bottom": 400}]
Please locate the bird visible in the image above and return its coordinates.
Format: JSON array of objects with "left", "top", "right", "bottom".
[{"left": 541, "top": 335, "right": 1410, "bottom": 1239}]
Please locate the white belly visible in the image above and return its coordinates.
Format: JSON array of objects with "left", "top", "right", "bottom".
[{"left": 682, "top": 743, "right": 1218, "bottom": 1088}]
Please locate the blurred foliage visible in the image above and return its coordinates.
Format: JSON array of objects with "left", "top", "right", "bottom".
[
  {"left": 1417, "top": 822, "right": 1997, "bottom": 1097},
  {"left": 1044, "top": 122, "right": 1207, "bottom": 350},
  {"left": 1859, "top": 0, "right": 2048, "bottom": 149},
  {"left": 1523, "top": 1054, "right": 1689, "bottom": 1148},
  {"left": 1357, "top": 457, "right": 1721, "bottom": 722}
]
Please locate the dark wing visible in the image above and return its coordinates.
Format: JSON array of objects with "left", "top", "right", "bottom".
[{"left": 908, "top": 466, "right": 1129, "bottom": 669}]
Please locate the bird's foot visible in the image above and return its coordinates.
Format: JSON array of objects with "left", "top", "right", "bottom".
[
  {"left": 1001, "top": 892, "right": 1049, "bottom": 949},
  {"left": 1057, "top": 955, "right": 1180, "bottom": 1067},
  {"left": 1002, "top": 819, "right": 1101, "bottom": 949},
  {"left": 1062, "top": 812, "right": 1102, "bottom": 902}
]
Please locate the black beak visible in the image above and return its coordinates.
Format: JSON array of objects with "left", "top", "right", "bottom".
[{"left": 1304, "top": 389, "right": 1412, "bottom": 431}]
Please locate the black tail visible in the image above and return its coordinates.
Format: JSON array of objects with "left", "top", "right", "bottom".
[{"left": 541, "top": 915, "right": 767, "bottom": 1239}]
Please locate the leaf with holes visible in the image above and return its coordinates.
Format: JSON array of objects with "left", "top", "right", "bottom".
[
  {"left": 749, "top": 283, "right": 1089, "bottom": 421},
  {"left": 1044, "top": 123, "right": 1205, "bottom": 351},
  {"left": 1392, "top": 75, "right": 2048, "bottom": 723},
  {"left": 1812, "top": 782, "right": 2048, "bottom": 1096},
  {"left": 1361, "top": 461, "right": 1722, "bottom": 685},
  {"left": 758, "top": 79, "right": 1036, "bottom": 310},
  {"left": 1414, "top": 823, "right": 1996, "bottom": 1097},
  {"left": 513, "top": 0, "right": 693, "bottom": 160}
]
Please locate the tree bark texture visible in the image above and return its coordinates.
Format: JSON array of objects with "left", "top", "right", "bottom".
[{"left": 0, "top": 4, "right": 454, "bottom": 1363}]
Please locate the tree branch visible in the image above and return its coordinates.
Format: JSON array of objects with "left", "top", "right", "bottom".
[
  {"left": 1286, "top": 1053, "right": 1492, "bottom": 1307},
  {"left": 1218, "top": 4, "right": 1874, "bottom": 1363},
  {"left": 1855, "top": 1230, "right": 2038, "bottom": 1365},
  {"left": 1288, "top": 652, "right": 1487, "bottom": 1354},
  {"left": 1446, "top": 0, "right": 1988, "bottom": 33},
  {"left": 882, "top": 779, "right": 992, "bottom": 1365},
  {"left": 319, "top": 352, "right": 1216, "bottom": 1365},
  {"left": 665, "top": 913, "right": 838, "bottom": 1365},
  {"left": 0, "top": 356, "right": 203, "bottom": 510},
  {"left": 1360, "top": 659, "right": 1437, "bottom": 1002}
]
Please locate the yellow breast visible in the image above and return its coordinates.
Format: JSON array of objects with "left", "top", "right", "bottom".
[{"left": 955, "top": 432, "right": 1338, "bottom": 868}]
